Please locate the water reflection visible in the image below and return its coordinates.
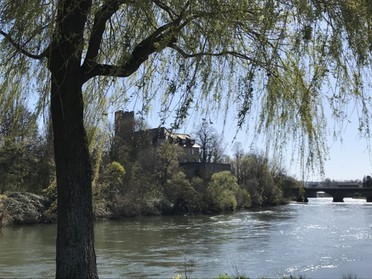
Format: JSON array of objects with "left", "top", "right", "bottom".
[{"left": 0, "top": 224, "right": 56, "bottom": 277}]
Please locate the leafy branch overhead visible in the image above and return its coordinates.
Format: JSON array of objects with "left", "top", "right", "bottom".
[{"left": 1, "top": 0, "right": 372, "bottom": 167}]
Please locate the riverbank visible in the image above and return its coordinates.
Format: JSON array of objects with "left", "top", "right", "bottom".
[
  {"left": 0, "top": 191, "right": 289, "bottom": 227},
  {"left": 0, "top": 191, "right": 177, "bottom": 227},
  {"left": 0, "top": 191, "right": 188, "bottom": 227},
  {"left": 0, "top": 192, "right": 55, "bottom": 227}
]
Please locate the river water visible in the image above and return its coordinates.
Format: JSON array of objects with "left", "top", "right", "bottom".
[{"left": 1, "top": 198, "right": 372, "bottom": 278}]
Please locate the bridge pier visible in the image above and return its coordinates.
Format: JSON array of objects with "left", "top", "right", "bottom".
[
  {"left": 332, "top": 197, "right": 344, "bottom": 202},
  {"left": 299, "top": 196, "right": 309, "bottom": 202}
]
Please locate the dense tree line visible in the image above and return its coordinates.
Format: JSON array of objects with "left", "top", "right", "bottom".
[
  {"left": 0, "top": 109, "right": 302, "bottom": 219},
  {"left": 0, "top": 103, "right": 54, "bottom": 195}
]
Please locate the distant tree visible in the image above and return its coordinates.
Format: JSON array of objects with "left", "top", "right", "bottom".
[
  {"left": 0, "top": 141, "right": 27, "bottom": 193},
  {"left": 106, "top": 138, "right": 185, "bottom": 214},
  {"left": 238, "top": 153, "right": 283, "bottom": 205},
  {"left": 363, "top": 175, "right": 372, "bottom": 188},
  {"left": 273, "top": 171, "right": 302, "bottom": 201},
  {"left": 0, "top": 104, "right": 37, "bottom": 143},
  {"left": 195, "top": 120, "right": 224, "bottom": 163},
  {"left": 322, "top": 178, "right": 333, "bottom": 188},
  {"left": 93, "top": 160, "right": 125, "bottom": 215},
  {"left": 150, "top": 141, "right": 182, "bottom": 185},
  {"left": 0, "top": 103, "right": 53, "bottom": 194},
  {"left": 206, "top": 171, "right": 239, "bottom": 211},
  {"left": 232, "top": 142, "right": 244, "bottom": 184},
  {"left": 99, "top": 161, "right": 125, "bottom": 192},
  {"left": 165, "top": 171, "right": 201, "bottom": 214}
]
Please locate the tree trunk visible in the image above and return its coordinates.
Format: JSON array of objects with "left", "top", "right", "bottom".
[
  {"left": 50, "top": 70, "right": 98, "bottom": 278},
  {"left": 49, "top": 1, "right": 97, "bottom": 278},
  {"left": 50, "top": 70, "right": 98, "bottom": 277}
]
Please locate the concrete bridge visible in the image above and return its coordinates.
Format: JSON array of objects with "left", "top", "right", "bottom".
[{"left": 304, "top": 187, "right": 372, "bottom": 202}]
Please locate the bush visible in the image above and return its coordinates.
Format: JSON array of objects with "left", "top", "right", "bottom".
[
  {"left": 0, "top": 194, "right": 11, "bottom": 226},
  {"left": 0, "top": 192, "right": 53, "bottom": 226},
  {"left": 165, "top": 171, "right": 201, "bottom": 214},
  {"left": 101, "top": 161, "right": 125, "bottom": 190},
  {"left": 206, "top": 171, "right": 239, "bottom": 212},
  {"left": 236, "top": 188, "right": 252, "bottom": 208}
]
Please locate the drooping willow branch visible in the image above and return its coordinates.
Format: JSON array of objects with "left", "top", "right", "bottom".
[{"left": 0, "top": 30, "right": 49, "bottom": 60}]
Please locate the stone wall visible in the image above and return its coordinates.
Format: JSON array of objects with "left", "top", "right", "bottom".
[{"left": 180, "top": 162, "right": 231, "bottom": 180}]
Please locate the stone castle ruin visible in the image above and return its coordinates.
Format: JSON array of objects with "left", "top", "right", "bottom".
[{"left": 114, "top": 110, "right": 230, "bottom": 179}]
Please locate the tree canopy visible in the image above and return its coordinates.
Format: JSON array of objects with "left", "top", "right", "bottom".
[
  {"left": 1, "top": 1, "right": 371, "bottom": 167},
  {"left": 1, "top": 0, "right": 372, "bottom": 277}
]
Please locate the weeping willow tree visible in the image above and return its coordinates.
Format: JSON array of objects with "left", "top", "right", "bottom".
[{"left": 1, "top": 0, "right": 371, "bottom": 277}]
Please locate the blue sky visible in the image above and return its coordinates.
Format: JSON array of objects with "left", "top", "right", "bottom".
[
  {"left": 210, "top": 112, "right": 372, "bottom": 182},
  {"left": 313, "top": 121, "right": 372, "bottom": 181},
  {"left": 226, "top": 112, "right": 372, "bottom": 182}
]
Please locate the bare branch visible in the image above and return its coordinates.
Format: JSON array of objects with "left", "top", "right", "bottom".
[
  {"left": 82, "top": 2, "right": 190, "bottom": 83},
  {"left": 82, "top": 0, "right": 129, "bottom": 71},
  {"left": 82, "top": 26, "right": 178, "bottom": 82},
  {"left": 152, "top": 0, "right": 176, "bottom": 20},
  {"left": 0, "top": 30, "right": 48, "bottom": 60},
  {"left": 82, "top": 1, "right": 260, "bottom": 82},
  {"left": 169, "top": 44, "right": 257, "bottom": 63},
  {"left": 82, "top": 0, "right": 187, "bottom": 81},
  {"left": 152, "top": 0, "right": 190, "bottom": 20}
]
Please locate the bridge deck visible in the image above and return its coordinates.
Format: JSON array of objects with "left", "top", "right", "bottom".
[{"left": 304, "top": 187, "right": 372, "bottom": 202}]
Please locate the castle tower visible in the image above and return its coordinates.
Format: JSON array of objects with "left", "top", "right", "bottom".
[{"left": 114, "top": 110, "right": 135, "bottom": 141}]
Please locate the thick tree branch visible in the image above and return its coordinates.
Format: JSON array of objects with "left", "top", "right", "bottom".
[
  {"left": 0, "top": 30, "right": 48, "bottom": 60},
  {"left": 82, "top": 0, "right": 129, "bottom": 71},
  {"left": 82, "top": 3, "right": 189, "bottom": 83},
  {"left": 82, "top": 0, "right": 186, "bottom": 82},
  {"left": 83, "top": 1, "right": 258, "bottom": 83},
  {"left": 82, "top": 27, "right": 178, "bottom": 82}
]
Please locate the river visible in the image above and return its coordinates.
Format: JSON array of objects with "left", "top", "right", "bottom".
[{"left": 1, "top": 198, "right": 372, "bottom": 278}]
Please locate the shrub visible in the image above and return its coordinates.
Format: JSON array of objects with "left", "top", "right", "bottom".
[
  {"left": 206, "top": 171, "right": 239, "bottom": 212},
  {"left": 236, "top": 188, "right": 252, "bottom": 208},
  {"left": 165, "top": 171, "right": 201, "bottom": 214},
  {"left": 0, "top": 192, "right": 52, "bottom": 226}
]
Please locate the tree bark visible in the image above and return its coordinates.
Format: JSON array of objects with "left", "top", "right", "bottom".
[
  {"left": 49, "top": 1, "right": 97, "bottom": 278},
  {"left": 50, "top": 71, "right": 98, "bottom": 279}
]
